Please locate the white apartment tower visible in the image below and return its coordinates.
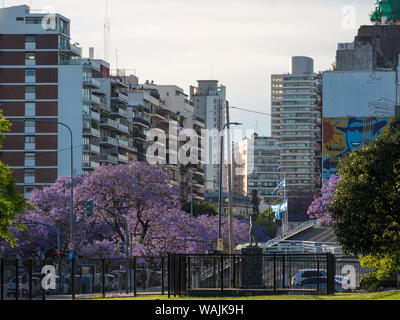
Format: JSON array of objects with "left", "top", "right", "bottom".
[
  {"left": 271, "top": 57, "right": 322, "bottom": 202},
  {"left": 190, "top": 80, "right": 227, "bottom": 193}
]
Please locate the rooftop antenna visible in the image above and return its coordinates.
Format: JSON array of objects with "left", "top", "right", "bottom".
[{"left": 104, "top": 0, "right": 110, "bottom": 61}]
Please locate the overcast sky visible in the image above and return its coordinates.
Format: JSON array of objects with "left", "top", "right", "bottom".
[{"left": 6, "top": 0, "right": 374, "bottom": 138}]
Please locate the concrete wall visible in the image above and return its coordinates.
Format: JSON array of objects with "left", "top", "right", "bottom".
[
  {"left": 322, "top": 71, "right": 396, "bottom": 117},
  {"left": 58, "top": 65, "right": 84, "bottom": 178}
]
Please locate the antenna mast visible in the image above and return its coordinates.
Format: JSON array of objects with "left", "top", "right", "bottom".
[{"left": 104, "top": 0, "right": 110, "bottom": 61}]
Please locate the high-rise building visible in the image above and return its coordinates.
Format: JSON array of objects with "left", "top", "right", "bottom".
[
  {"left": 127, "top": 80, "right": 205, "bottom": 203},
  {"left": 233, "top": 134, "right": 279, "bottom": 212},
  {"left": 0, "top": 5, "right": 134, "bottom": 197},
  {"left": 190, "top": 80, "right": 228, "bottom": 193},
  {"left": 271, "top": 57, "right": 322, "bottom": 191},
  {"left": 271, "top": 56, "right": 322, "bottom": 217}
]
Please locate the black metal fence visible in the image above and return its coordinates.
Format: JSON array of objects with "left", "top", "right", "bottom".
[
  {"left": 168, "top": 253, "right": 372, "bottom": 297},
  {"left": 0, "top": 254, "right": 373, "bottom": 300},
  {"left": 0, "top": 257, "right": 167, "bottom": 300}
]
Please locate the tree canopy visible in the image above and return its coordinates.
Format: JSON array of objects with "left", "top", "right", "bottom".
[
  {"left": 0, "top": 111, "right": 28, "bottom": 245},
  {"left": 330, "top": 118, "right": 400, "bottom": 256}
]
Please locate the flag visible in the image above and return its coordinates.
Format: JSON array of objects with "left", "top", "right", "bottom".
[
  {"left": 271, "top": 200, "right": 288, "bottom": 220},
  {"left": 271, "top": 204, "right": 281, "bottom": 219},
  {"left": 271, "top": 178, "right": 286, "bottom": 195},
  {"left": 280, "top": 200, "right": 288, "bottom": 213}
]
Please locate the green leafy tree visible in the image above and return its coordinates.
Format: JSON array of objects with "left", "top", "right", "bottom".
[
  {"left": 181, "top": 200, "right": 217, "bottom": 217},
  {"left": 250, "top": 190, "right": 260, "bottom": 214},
  {"left": 256, "top": 208, "right": 278, "bottom": 238},
  {"left": 330, "top": 118, "right": 400, "bottom": 286},
  {"left": 0, "top": 111, "right": 28, "bottom": 244}
]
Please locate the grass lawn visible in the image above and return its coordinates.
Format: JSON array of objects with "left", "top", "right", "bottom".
[{"left": 89, "top": 290, "right": 400, "bottom": 300}]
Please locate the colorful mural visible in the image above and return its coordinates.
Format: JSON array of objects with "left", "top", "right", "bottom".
[{"left": 323, "top": 117, "right": 392, "bottom": 178}]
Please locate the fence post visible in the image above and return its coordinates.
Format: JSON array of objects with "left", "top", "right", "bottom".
[
  {"left": 29, "top": 259, "right": 32, "bottom": 301},
  {"left": 0, "top": 258, "right": 3, "bottom": 301},
  {"left": 102, "top": 259, "right": 105, "bottom": 298},
  {"left": 282, "top": 254, "right": 286, "bottom": 289},
  {"left": 133, "top": 257, "right": 137, "bottom": 297},
  {"left": 161, "top": 256, "right": 165, "bottom": 295},
  {"left": 326, "top": 253, "right": 336, "bottom": 294},
  {"left": 42, "top": 259, "right": 46, "bottom": 301},
  {"left": 71, "top": 258, "right": 75, "bottom": 300},
  {"left": 220, "top": 254, "right": 224, "bottom": 292},
  {"left": 317, "top": 260, "right": 320, "bottom": 292},
  {"left": 213, "top": 256, "right": 216, "bottom": 288},
  {"left": 187, "top": 256, "right": 191, "bottom": 290},
  {"left": 15, "top": 259, "right": 18, "bottom": 301},
  {"left": 273, "top": 254, "right": 277, "bottom": 293},
  {"left": 167, "top": 254, "right": 170, "bottom": 298}
]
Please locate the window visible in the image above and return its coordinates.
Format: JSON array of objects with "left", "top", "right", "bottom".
[
  {"left": 25, "top": 103, "right": 35, "bottom": 116},
  {"left": 24, "top": 169, "right": 35, "bottom": 183},
  {"left": 25, "top": 136, "right": 35, "bottom": 143},
  {"left": 25, "top": 153, "right": 35, "bottom": 167},
  {"left": 25, "top": 35, "right": 36, "bottom": 43},
  {"left": 16, "top": 17, "right": 24, "bottom": 21},
  {"left": 25, "top": 120, "right": 35, "bottom": 133},
  {"left": 25, "top": 17, "right": 43, "bottom": 24},
  {"left": 25, "top": 52, "right": 36, "bottom": 60},
  {"left": 24, "top": 186, "right": 35, "bottom": 198},
  {"left": 25, "top": 69, "right": 35, "bottom": 77},
  {"left": 26, "top": 86, "right": 35, "bottom": 93}
]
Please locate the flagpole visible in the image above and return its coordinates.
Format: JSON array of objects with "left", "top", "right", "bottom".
[{"left": 284, "top": 173, "right": 287, "bottom": 234}]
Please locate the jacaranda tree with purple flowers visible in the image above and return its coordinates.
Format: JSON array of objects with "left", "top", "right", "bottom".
[
  {"left": 0, "top": 162, "right": 249, "bottom": 258},
  {"left": 306, "top": 175, "right": 339, "bottom": 225}
]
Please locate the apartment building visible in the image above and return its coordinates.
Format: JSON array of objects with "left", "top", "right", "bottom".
[
  {"left": 127, "top": 80, "right": 205, "bottom": 203},
  {"left": 271, "top": 57, "right": 322, "bottom": 193},
  {"left": 233, "top": 134, "right": 279, "bottom": 212},
  {"left": 190, "top": 80, "right": 227, "bottom": 193},
  {"left": 0, "top": 5, "right": 134, "bottom": 196}
]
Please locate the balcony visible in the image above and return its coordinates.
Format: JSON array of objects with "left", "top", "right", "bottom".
[
  {"left": 83, "top": 77, "right": 101, "bottom": 89},
  {"left": 118, "top": 154, "right": 129, "bottom": 163},
  {"left": 117, "top": 123, "right": 129, "bottom": 134},
  {"left": 111, "top": 92, "right": 129, "bottom": 104},
  {"left": 133, "top": 131, "right": 147, "bottom": 141},
  {"left": 100, "top": 136, "right": 118, "bottom": 147},
  {"left": 83, "top": 160, "right": 100, "bottom": 170},
  {"left": 83, "top": 128, "right": 100, "bottom": 138},
  {"left": 100, "top": 118, "right": 118, "bottom": 130},
  {"left": 118, "top": 139, "right": 130, "bottom": 149},
  {"left": 99, "top": 154, "right": 118, "bottom": 164},
  {"left": 83, "top": 144, "right": 100, "bottom": 154},
  {"left": 132, "top": 117, "right": 150, "bottom": 128},
  {"left": 111, "top": 107, "right": 129, "bottom": 118}
]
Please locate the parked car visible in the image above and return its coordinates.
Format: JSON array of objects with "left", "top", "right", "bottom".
[
  {"left": 295, "top": 277, "right": 351, "bottom": 293},
  {"left": 291, "top": 269, "right": 327, "bottom": 286},
  {"left": 6, "top": 277, "right": 41, "bottom": 298}
]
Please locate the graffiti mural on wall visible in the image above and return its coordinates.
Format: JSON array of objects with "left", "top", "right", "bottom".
[{"left": 323, "top": 117, "right": 392, "bottom": 178}]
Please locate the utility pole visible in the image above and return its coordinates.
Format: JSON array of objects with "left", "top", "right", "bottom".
[{"left": 226, "top": 104, "right": 234, "bottom": 255}]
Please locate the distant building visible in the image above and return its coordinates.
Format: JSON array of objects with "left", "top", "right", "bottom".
[
  {"left": 271, "top": 57, "right": 323, "bottom": 202},
  {"left": 0, "top": 5, "right": 133, "bottom": 197},
  {"left": 204, "top": 192, "right": 250, "bottom": 218},
  {"left": 190, "top": 80, "right": 228, "bottom": 194},
  {"left": 322, "top": 9, "right": 400, "bottom": 178},
  {"left": 233, "top": 134, "right": 279, "bottom": 212}
]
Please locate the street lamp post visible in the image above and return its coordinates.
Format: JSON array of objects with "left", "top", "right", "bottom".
[
  {"left": 217, "top": 122, "right": 242, "bottom": 252},
  {"left": 10, "top": 119, "right": 74, "bottom": 250}
]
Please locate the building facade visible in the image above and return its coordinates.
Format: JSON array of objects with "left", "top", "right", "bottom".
[
  {"left": 271, "top": 57, "right": 322, "bottom": 198},
  {"left": 190, "top": 80, "right": 228, "bottom": 194},
  {"left": 233, "top": 134, "right": 279, "bottom": 212}
]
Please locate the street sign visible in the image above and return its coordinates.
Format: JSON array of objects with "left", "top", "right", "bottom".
[
  {"left": 68, "top": 243, "right": 75, "bottom": 251},
  {"left": 217, "top": 238, "right": 224, "bottom": 251},
  {"left": 68, "top": 251, "right": 75, "bottom": 260}
]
